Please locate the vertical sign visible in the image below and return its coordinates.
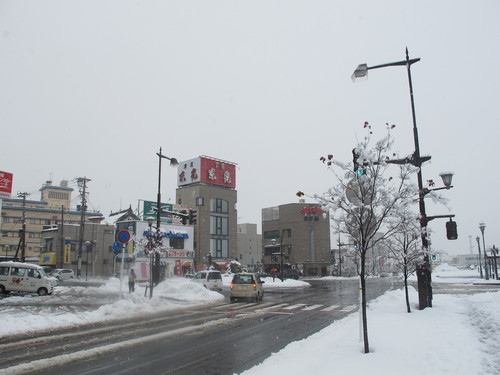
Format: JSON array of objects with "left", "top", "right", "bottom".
[
  {"left": 64, "top": 239, "right": 71, "bottom": 264},
  {"left": 0, "top": 171, "right": 13, "bottom": 198}
]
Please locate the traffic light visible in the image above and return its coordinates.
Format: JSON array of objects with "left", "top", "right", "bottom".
[
  {"left": 446, "top": 220, "right": 458, "bottom": 240},
  {"left": 188, "top": 210, "right": 197, "bottom": 225},
  {"left": 353, "top": 241, "right": 358, "bottom": 249},
  {"left": 352, "top": 148, "right": 366, "bottom": 176},
  {"left": 180, "top": 210, "right": 188, "bottom": 225}
]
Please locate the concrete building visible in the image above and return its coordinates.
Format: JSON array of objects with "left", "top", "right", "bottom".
[
  {"left": 0, "top": 180, "right": 104, "bottom": 262},
  {"left": 237, "top": 223, "right": 262, "bottom": 271},
  {"left": 40, "top": 222, "right": 116, "bottom": 276},
  {"left": 175, "top": 156, "right": 238, "bottom": 271},
  {"left": 262, "top": 200, "right": 331, "bottom": 277}
]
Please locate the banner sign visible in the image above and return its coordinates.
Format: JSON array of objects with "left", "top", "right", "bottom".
[
  {"left": 143, "top": 201, "right": 173, "bottom": 223},
  {"left": 0, "top": 171, "right": 13, "bottom": 198}
]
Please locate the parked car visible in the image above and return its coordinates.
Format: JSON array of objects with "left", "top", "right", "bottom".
[
  {"left": 51, "top": 269, "right": 75, "bottom": 281},
  {"left": 282, "top": 268, "right": 301, "bottom": 280},
  {"left": 0, "top": 261, "right": 54, "bottom": 296},
  {"left": 192, "top": 270, "right": 223, "bottom": 291},
  {"left": 229, "top": 273, "right": 264, "bottom": 302}
]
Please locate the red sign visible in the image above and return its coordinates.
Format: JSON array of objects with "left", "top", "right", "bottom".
[
  {"left": 200, "top": 157, "right": 236, "bottom": 188},
  {"left": 301, "top": 207, "right": 323, "bottom": 215},
  {"left": 178, "top": 156, "right": 236, "bottom": 188},
  {"left": 0, "top": 171, "right": 13, "bottom": 198}
]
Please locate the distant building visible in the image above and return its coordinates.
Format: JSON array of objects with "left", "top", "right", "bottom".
[
  {"left": 262, "top": 200, "right": 331, "bottom": 277},
  {"left": 40, "top": 222, "right": 116, "bottom": 276},
  {"left": 0, "top": 180, "right": 104, "bottom": 263},
  {"left": 237, "top": 223, "right": 262, "bottom": 271},
  {"left": 176, "top": 156, "right": 238, "bottom": 271},
  {"left": 452, "top": 254, "right": 480, "bottom": 269}
]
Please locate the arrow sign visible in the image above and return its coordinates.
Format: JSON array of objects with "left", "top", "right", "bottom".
[{"left": 117, "top": 230, "right": 131, "bottom": 244}]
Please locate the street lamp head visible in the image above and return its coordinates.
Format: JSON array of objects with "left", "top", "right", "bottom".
[
  {"left": 479, "top": 222, "right": 486, "bottom": 233},
  {"left": 271, "top": 239, "right": 277, "bottom": 246},
  {"left": 169, "top": 157, "right": 179, "bottom": 167},
  {"left": 351, "top": 64, "right": 369, "bottom": 82},
  {"left": 439, "top": 172, "right": 454, "bottom": 188},
  {"left": 147, "top": 217, "right": 154, "bottom": 226}
]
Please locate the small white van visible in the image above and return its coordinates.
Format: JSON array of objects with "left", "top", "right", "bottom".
[
  {"left": 192, "top": 270, "right": 223, "bottom": 291},
  {"left": 0, "top": 261, "right": 54, "bottom": 296}
]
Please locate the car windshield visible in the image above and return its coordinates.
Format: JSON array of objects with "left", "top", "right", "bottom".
[
  {"left": 208, "top": 272, "right": 221, "bottom": 280},
  {"left": 233, "top": 275, "right": 254, "bottom": 284}
]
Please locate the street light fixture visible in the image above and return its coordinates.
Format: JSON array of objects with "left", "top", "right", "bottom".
[
  {"left": 352, "top": 48, "right": 436, "bottom": 309},
  {"left": 439, "top": 172, "right": 454, "bottom": 188}
]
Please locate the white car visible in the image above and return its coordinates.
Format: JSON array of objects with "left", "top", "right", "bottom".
[
  {"left": 230, "top": 273, "right": 264, "bottom": 302},
  {"left": 192, "top": 270, "right": 223, "bottom": 291},
  {"left": 51, "top": 269, "right": 75, "bottom": 281},
  {"left": 0, "top": 261, "right": 54, "bottom": 296}
]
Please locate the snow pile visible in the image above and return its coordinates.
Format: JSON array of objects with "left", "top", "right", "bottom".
[
  {"left": 0, "top": 277, "right": 223, "bottom": 336},
  {"left": 241, "top": 287, "right": 500, "bottom": 375}
]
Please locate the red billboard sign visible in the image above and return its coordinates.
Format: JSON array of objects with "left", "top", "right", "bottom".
[
  {"left": 0, "top": 171, "right": 13, "bottom": 198},
  {"left": 178, "top": 156, "right": 236, "bottom": 188}
]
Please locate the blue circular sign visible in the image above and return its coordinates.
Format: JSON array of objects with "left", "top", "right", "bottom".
[
  {"left": 117, "top": 230, "right": 131, "bottom": 244},
  {"left": 113, "top": 241, "right": 121, "bottom": 251}
]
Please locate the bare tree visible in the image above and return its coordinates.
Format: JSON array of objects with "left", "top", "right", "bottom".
[
  {"left": 386, "top": 207, "right": 423, "bottom": 313},
  {"left": 313, "top": 123, "right": 418, "bottom": 354}
]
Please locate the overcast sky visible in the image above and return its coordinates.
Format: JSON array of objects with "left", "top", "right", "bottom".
[{"left": 1, "top": 0, "right": 499, "bottom": 256}]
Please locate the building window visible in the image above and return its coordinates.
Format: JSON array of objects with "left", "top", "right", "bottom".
[
  {"left": 263, "top": 230, "right": 280, "bottom": 240},
  {"left": 196, "top": 197, "right": 204, "bottom": 206},
  {"left": 211, "top": 238, "right": 228, "bottom": 258},
  {"left": 210, "top": 216, "right": 228, "bottom": 236},
  {"left": 210, "top": 198, "right": 228, "bottom": 214},
  {"left": 169, "top": 237, "right": 185, "bottom": 249}
]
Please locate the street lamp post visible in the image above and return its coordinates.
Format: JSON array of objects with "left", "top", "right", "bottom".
[
  {"left": 479, "top": 222, "right": 489, "bottom": 280},
  {"left": 149, "top": 148, "right": 178, "bottom": 299},
  {"left": 476, "top": 236, "right": 484, "bottom": 279},
  {"left": 353, "top": 48, "right": 434, "bottom": 309}
]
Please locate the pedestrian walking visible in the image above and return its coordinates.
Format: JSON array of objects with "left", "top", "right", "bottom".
[{"left": 128, "top": 269, "right": 137, "bottom": 293}]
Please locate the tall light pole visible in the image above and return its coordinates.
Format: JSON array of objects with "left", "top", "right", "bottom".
[
  {"left": 476, "top": 236, "right": 483, "bottom": 278},
  {"left": 479, "top": 222, "right": 489, "bottom": 280},
  {"left": 352, "top": 48, "right": 434, "bottom": 309},
  {"left": 149, "top": 148, "right": 178, "bottom": 298}
]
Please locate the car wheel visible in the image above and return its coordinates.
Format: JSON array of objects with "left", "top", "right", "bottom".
[
  {"left": 230, "top": 297, "right": 235, "bottom": 303},
  {"left": 37, "top": 288, "right": 48, "bottom": 296}
]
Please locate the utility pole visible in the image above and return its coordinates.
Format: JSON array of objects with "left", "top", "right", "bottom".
[
  {"left": 76, "top": 177, "right": 91, "bottom": 278},
  {"left": 59, "top": 205, "right": 65, "bottom": 269},
  {"left": 13, "top": 192, "right": 30, "bottom": 262}
]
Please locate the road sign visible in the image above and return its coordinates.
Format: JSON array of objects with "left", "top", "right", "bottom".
[
  {"left": 113, "top": 241, "right": 121, "bottom": 252},
  {"left": 117, "top": 230, "right": 131, "bottom": 244}
]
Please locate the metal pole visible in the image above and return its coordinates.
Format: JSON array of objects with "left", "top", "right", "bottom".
[
  {"left": 404, "top": 49, "right": 432, "bottom": 309},
  {"left": 280, "top": 229, "right": 284, "bottom": 282},
  {"left": 480, "top": 224, "right": 489, "bottom": 280},
  {"left": 476, "top": 236, "right": 483, "bottom": 278}
]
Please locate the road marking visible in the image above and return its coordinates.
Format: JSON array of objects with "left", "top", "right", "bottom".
[
  {"left": 301, "top": 304, "right": 323, "bottom": 311},
  {"left": 320, "top": 304, "right": 340, "bottom": 312},
  {"left": 282, "top": 304, "right": 306, "bottom": 310},
  {"left": 339, "top": 305, "right": 357, "bottom": 312}
]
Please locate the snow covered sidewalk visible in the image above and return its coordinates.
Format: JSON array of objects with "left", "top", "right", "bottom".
[{"left": 241, "top": 286, "right": 500, "bottom": 375}]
